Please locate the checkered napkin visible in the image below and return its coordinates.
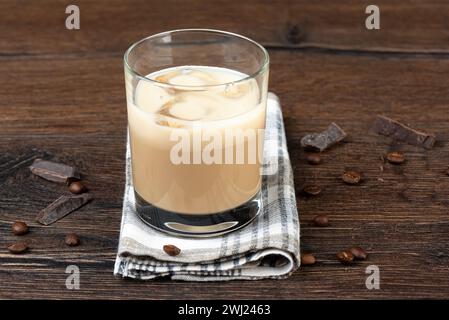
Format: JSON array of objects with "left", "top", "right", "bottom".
[{"left": 114, "top": 93, "right": 300, "bottom": 281}]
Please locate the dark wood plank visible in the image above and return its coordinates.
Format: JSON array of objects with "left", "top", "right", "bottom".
[
  {"left": 2, "top": 0, "right": 449, "bottom": 56},
  {"left": 1, "top": 49, "right": 449, "bottom": 298},
  {"left": 3, "top": 50, "right": 449, "bottom": 135},
  {"left": 0, "top": 56, "right": 126, "bottom": 135}
]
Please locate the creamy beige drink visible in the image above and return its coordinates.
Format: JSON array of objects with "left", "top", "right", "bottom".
[{"left": 127, "top": 66, "right": 267, "bottom": 215}]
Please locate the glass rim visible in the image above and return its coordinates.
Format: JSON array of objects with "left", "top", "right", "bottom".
[{"left": 123, "top": 28, "right": 270, "bottom": 88}]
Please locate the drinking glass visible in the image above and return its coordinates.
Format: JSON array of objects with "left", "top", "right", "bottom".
[{"left": 124, "top": 29, "right": 269, "bottom": 237}]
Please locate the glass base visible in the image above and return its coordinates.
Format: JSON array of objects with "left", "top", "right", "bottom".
[{"left": 134, "top": 191, "right": 262, "bottom": 238}]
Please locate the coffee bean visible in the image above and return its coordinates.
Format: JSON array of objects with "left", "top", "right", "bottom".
[
  {"left": 68, "top": 181, "right": 87, "bottom": 194},
  {"left": 342, "top": 171, "right": 362, "bottom": 185},
  {"left": 163, "top": 244, "right": 181, "bottom": 256},
  {"left": 350, "top": 246, "right": 368, "bottom": 260},
  {"left": 65, "top": 233, "right": 80, "bottom": 246},
  {"left": 301, "top": 254, "right": 316, "bottom": 265},
  {"left": 303, "top": 185, "right": 322, "bottom": 196},
  {"left": 313, "top": 215, "right": 329, "bottom": 227},
  {"left": 7, "top": 242, "right": 29, "bottom": 254},
  {"left": 386, "top": 151, "right": 405, "bottom": 164},
  {"left": 336, "top": 250, "right": 354, "bottom": 264},
  {"left": 11, "top": 221, "right": 29, "bottom": 235},
  {"left": 306, "top": 153, "right": 322, "bottom": 165}
]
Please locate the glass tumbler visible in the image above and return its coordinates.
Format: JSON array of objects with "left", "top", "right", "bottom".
[{"left": 124, "top": 29, "right": 269, "bottom": 237}]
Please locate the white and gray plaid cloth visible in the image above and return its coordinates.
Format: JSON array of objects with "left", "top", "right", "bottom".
[{"left": 114, "top": 93, "right": 300, "bottom": 281}]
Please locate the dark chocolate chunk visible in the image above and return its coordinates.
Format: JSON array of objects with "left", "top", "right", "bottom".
[
  {"left": 36, "top": 193, "right": 92, "bottom": 225},
  {"left": 29, "top": 159, "right": 80, "bottom": 183},
  {"left": 300, "top": 123, "right": 347, "bottom": 151},
  {"left": 371, "top": 115, "right": 436, "bottom": 149}
]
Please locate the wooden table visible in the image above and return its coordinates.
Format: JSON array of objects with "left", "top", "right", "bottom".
[{"left": 1, "top": 0, "right": 449, "bottom": 299}]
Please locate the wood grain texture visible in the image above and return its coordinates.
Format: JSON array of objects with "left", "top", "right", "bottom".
[
  {"left": 1, "top": 0, "right": 449, "bottom": 56},
  {"left": 1, "top": 0, "right": 449, "bottom": 299}
]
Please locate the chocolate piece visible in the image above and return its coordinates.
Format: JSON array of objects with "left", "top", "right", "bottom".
[
  {"left": 29, "top": 159, "right": 80, "bottom": 183},
  {"left": 36, "top": 194, "right": 92, "bottom": 225},
  {"left": 300, "top": 123, "right": 347, "bottom": 151},
  {"left": 371, "top": 115, "right": 436, "bottom": 149}
]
